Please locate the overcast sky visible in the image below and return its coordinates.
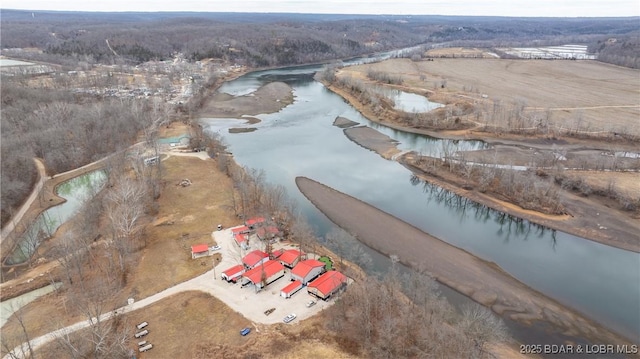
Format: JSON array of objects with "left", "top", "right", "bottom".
[{"left": 2, "top": 0, "right": 639, "bottom": 17}]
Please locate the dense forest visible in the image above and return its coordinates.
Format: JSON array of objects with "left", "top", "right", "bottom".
[{"left": 1, "top": 10, "right": 638, "bottom": 67}]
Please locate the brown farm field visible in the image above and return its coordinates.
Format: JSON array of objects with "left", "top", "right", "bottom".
[{"left": 342, "top": 58, "right": 640, "bottom": 136}]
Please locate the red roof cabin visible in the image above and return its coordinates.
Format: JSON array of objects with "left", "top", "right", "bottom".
[
  {"left": 232, "top": 225, "right": 250, "bottom": 235},
  {"left": 280, "top": 280, "right": 303, "bottom": 299},
  {"left": 245, "top": 217, "right": 265, "bottom": 229},
  {"left": 191, "top": 244, "right": 211, "bottom": 259},
  {"left": 278, "top": 249, "right": 304, "bottom": 268},
  {"left": 291, "top": 259, "right": 326, "bottom": 285},
  {"left": 221, "top": 264, "right": 245, "bottom": 283},
  {"left": 234, "top": 233, "right": 249, "bottom": 249},
  {"left": 241, "top": 260, "right": 285, "bottom": 291},
  {"left": 307, "top": 271, "right": 347, "bottom": 300},
  {"left": 242, "top": 250, "right": 269, "bottom": 269}
]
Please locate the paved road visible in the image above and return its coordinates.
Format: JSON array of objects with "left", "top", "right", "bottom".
[{"left": 0, "top": 159, "right": 47, "bottom": 243}]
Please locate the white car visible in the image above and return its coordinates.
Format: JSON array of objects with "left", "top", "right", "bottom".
[
  {"left": 306, "top": 300, "right": 316, "bottom": 308},
  {"left": 283, "top": 313, "right": 297, "bottom": 323},
  {"left": 210, "top": 245, "right": 221, "bottom": 251}
]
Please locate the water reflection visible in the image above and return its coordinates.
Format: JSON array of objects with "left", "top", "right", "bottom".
[
  {"left": 413, "top": 175, "right": 559, "bottom": 249},
  {"left": 4, "top": 170, "right": 107, "bottom": 265},
  {"left": 204, "top": 64, "right": 640, "bottom": 340}
]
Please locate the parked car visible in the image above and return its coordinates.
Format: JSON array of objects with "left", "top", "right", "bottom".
[
  {"left": 283, "top": 313, "right": 297, "bottom": 323},
  {"left": 306, "top": 300, "right": 316, "bottom": 308},
  {"left": 264, "top": 308, "right": 275, "bottom": 316},
  {"left": 240, "top": 327, "right": 251, "bottom": 336},
  {"left": 210, "top": 245, "right": 221, "bottom": 251}
]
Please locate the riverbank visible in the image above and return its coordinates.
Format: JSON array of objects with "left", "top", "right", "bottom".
[
  {"left": 296, "top": 176, "right": 634, "bottom": 345},
  {"left": 322, "top": 80, "right": 640, "bottom": 253}
]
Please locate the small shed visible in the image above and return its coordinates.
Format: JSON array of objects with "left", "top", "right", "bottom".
[
  {"left": 191, "top": 244, "right": 211, "bottom": 259},
  {"left": 221, "top": 264, "right": 246, "bottom": 282},
  {"left": 291, "top": 259, "right": 326, "bottom": 285},
  {"left": 232, "top": 225, "right": 250, "bottom": 235},
  {"left": 280, "top": 280, "right": 303, "bottom": 298},
  {"left": 234, "top": 233, "right": 249, "bottom": 249},
  {"left": 307, "top": 271, "right": 347, "bottom": 300},
  {"left": 279, "top": 249, "right": 304, "bottom": 268},
  {"left": 245, "top": 217, "right": 265, "bottom": 229}
]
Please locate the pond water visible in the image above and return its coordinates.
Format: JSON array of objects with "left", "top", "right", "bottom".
[
  {"left": 202, "top": 63, "right": 640, "bottom": 341},
  {"left": 380, "top": 88, "right": 443, "bottom": 113},
  {"left": 0, "top": 59, "right": 34, "bottom": 67},
  {"left": 0, "top": 282, "right": 62, "bottom": 327},
  {"left": 3, "top": 170, "right": 107, "bottom": 265}
]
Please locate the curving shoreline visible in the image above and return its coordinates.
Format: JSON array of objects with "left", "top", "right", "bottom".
[
  {"left": 295, "top": 176, "right": 634, "bottom": 345},
  {"left": 323, "top": 81, "right": 640, "bottom": 253}
]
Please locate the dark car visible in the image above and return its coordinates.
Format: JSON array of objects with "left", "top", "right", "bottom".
[{"left": 240, "top": 327, "right": 251, "bottom": 336}]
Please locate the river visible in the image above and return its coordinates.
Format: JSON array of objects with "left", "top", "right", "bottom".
[{"left": 200, "top": 62, "right": 640, "bottom": 342}]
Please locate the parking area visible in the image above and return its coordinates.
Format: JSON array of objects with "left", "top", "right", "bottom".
[{"left": 206, "top": 226, "right": 334, "bottom": 325}]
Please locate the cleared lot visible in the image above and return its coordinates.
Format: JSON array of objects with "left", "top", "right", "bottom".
[{"left": 208, "top": 226, "right": 337, "bottom": 325}]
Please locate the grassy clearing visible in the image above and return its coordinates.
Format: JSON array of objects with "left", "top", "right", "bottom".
[{"left": 124, "top": 154, "right": 239, "bottom": 300}]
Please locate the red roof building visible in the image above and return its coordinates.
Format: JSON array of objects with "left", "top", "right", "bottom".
[
  {"left": 234, "top": 233, "right": 249, "bottom": 249},
  {"left": 191, "top": 244, "right": 210, "bottom": 259},
  {"left": 279, "top": 249, "right": 304, "bottom": 268},
  {"left": 245, "top": 217, "right": 265, "bottom": 228},
  {"left": 242, "top": 250, "right": 269, "bottom": 269},
  {"left": 280, "top": 280, "right": 303, "bottom": 298},
  {"left": 271, "top": 249, "right": 284, "bottom": 259},
  {"left": 232, "top": 225, "right": 250, "bottom": 235},
  {"left": 291, "top": 259, "right": 326, "bottom": 285},
  {"left": 307, "top": 271, "right": 347, "bottom": 300},
  {"left": 241, "top": 260, "right": 286, "bottom": 290},
  {"left": 221, "top": 264, "right": 245, "bottom": 282}
]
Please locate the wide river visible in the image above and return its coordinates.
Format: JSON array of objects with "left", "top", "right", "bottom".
[{"left": 201, "top": 60, "right": 639, "bottom": 342}]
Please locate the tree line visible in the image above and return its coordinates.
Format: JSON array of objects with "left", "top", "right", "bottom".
[{"left": 0, "top": 81, "right": 156, "bottom": 227}]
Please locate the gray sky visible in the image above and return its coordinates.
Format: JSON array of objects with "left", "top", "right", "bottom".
[{"left": 2, "top": 0, "right": 639, "bottom": 17}]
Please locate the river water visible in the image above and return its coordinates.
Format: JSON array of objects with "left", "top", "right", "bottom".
[{"left": 201, "top": 63, "right": 640, "bottom": 341}]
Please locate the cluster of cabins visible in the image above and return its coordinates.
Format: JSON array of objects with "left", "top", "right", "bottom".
[{"left": 219, "top": 218, "right": 347, "bottom": 301}]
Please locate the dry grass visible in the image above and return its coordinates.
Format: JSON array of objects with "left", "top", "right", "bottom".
[
  {"left": 31, "top": 291, "right": 355, "bottom": 359},
  {"left": 343, "top": 58, "right": 640, "bottom": 136},
  {"left": 124, "top": 154, "right": 238, "bottom": 300}
]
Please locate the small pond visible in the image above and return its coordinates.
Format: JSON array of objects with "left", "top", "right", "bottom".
[
  {"left": 3, "top": 170, "right": 107, "bottom": 265},
  {"left": 0, "top": 282, "right": 62, "bottom": 327}
]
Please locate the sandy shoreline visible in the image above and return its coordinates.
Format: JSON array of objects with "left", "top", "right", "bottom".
[
  {"left": 295, "top": 176, "right": 634, "bottom": 345},
  {"left": 323, "top": 82, "right": 640, "bottom": 253}
]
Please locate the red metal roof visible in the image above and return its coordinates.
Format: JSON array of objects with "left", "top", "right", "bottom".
[
  {"left": 232, "top": 225, "right": 250, "bottom": 234},
  {"left": 191, "top": 244, "right": 209, "bottom": 253},
  {"left": 308, "top": 271, "right": 347, "bottom": 297},
  {"left": 291, "top": 259, "right": 325, "bottom": 278},
  {"left": 222, "top": 264, "right": 245, "bottom": 277},
  {"left": 271, "top": 249, "right": 284, "bottom": 259},
  {"left": 281, "top": 280, "right": 303, "bottom": 294},
  {"left": 279, "top": 249, "right": 303, "bottom": 265},
  {"left": 242, "top": 250, "right": 269, "bottom": 267},
  {"left": 234, "top": 233, "right": 248, "bottom": 244},
  {"left": 242, "top": 260, "right": 285, "bottom": 284},
  {"left": 246, "top": 217, "right": 265, "bottom": 226}
]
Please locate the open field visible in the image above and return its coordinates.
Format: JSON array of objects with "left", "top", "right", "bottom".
[{"left": 342, "top": 58, "right": 640, "bottom": 136}]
